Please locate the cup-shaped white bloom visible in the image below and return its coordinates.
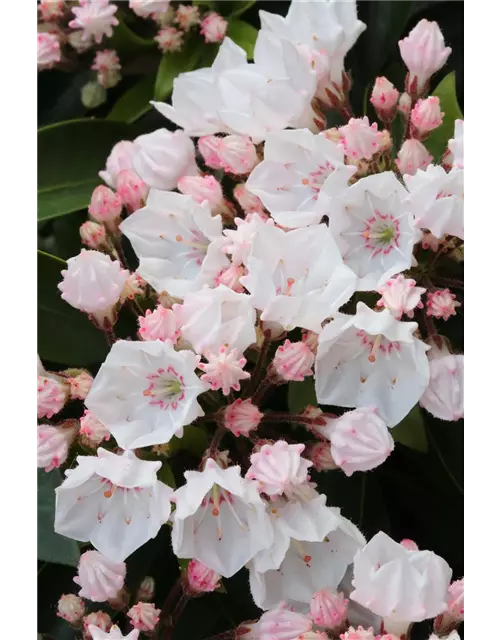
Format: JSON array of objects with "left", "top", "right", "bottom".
[
  {"left": 58, "top": 250, "right": 129, "bottom": 323},
  {"left": 85, "top": 340, "right": 206, "bottom": 449},
  {"left": 174, "top": 285, "right": 256, "bottom": 355},
  {"left": 246, "top": 441, "right": 312, "bottom": 498},
  {"left": 404, "top": 165, "right": 464, "bottom": 240},
  {"left": 171, "top": 459, "right": 273, "bottom": 578},
  {"left": 322, "top": 408, "right": 394, "bottom": 476},
  {"left": 240, "top": 223, "right": 357, "bottom": 333},
  {"left": 246, "top": 129, "right": 356, "bottom": 228},
  {"left": 131, "top": 129, "right": 197, "bottom": 191},
  {"left": 55, "top": 449, "right": 173, "bottom": 562},
  {"left": 74, "top": 550, "right": 126, "bottom": 602},
  {"left": 315, "top": 303, "right": 430, "bottom": 427},
  {"left": 350, "top": 532, "right": 452, "bottom": 635},
  {"left": 250, "top": 507, "right": 365, "bottom": 610},
  {"left": 319, "top": 172, "right": 416, "bottom": 291},
  {"left": 99, "top": 141, "right": 135, "bottom": 188},
  {"left": 88, "top": 624, "right": 139, "bottom": 640},
  {"left": 420, "top": 346, "right": 464, "bottom": 421},
  {"left": 120, "top": 190, "right": 227, "bottom": 298}
]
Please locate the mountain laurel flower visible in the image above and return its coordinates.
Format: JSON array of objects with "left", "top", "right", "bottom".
[
  {"left": 74, "top": 551, "right": 126, "bottom": 602},
  {"left": 37, "top": 32, "right": 61, "bottom": 70},
  {"left": 340, "top": 627, "right": 376, "bottom": 640},
  {"left": 309, "top": 588, "right": 348, "bottom": 631},
  {"left": 99, "top": 141, "right": 136, "bottom": 189},
  {"left": 200, "top": 12, "right": 227, "bottom": 43},
  {"left": 69, "top": 0, "right": 119, "bottom": 44},
  {"left": 155, "top": 26, "right": 184, "bottom": 52},
  {"left": 87, "top": 624, "right": 140, "bottom": 640},
  {"left": 129, "top": 0, "right": 171, "bottom": 18},
  {"left": 233, "top": 183, "right": 266, "bottom": 216},
  {"left": 39, "top": 0, "right": 64, "bottom": 21},
  {"left": 198, "top": 347, "right": 250, "bottom": 395},
  {"left": 257, "top": 603, "right": 314, "bottom": 638},
  {"left": 339, "top": 117, "right": 384, "bottom": 161},
  {"left": 434, "top": 578, "right": 464, "bottom": 634},
  {"left": 127, "top": 602, "right": 161, "bottom": 632},
  {"left": 186, "top": 559, "right": 221, "bottom": 594},
  {"left": 175, "top": 5, "right": 200, "bottom": 30},
  {"left": 224, "top": 398, "right": 263, "bottom": 437},
  {"left": 305, "top": 441, "right": 337, "bottom": 472},
  {"left": 115, "top": 170, "right": 149, "bottom": 213},
  {"left": 92, "top": 50, "right": 121, "bottom": 89},
  {"left": 88, "top": 185, "right": 122, "bottom": 222},
  {"left": 399, "top": 19, "right": 452, "bottom": 96},
  {"left": 215, "top": 264, "right": 247, "bottom": 293},
  {"left": 138, "top": 305, "right": 180, "bottom": 343},
  {"left": 82, "top": 612, "right": 112, "bottom": 639},
  {"left": 80, "top": 221, "right": 108, "bottom": 250},
  {"left": 273, "top": 339, "right": 315, "bottom": 382},
  {"left": 396, "top": 139, "right": 433, "bottom": 175},
  {"left": 420, "top": 342, "right": 464, "bottom": 421},
  {"left": 376, "top": 275, "right": 426, "bottom": 319},
  {"left": 38, "top": 422, "right": 78, "bottom": 472},
  {"left": 426, "top": 289, "right": 461, "bottom": 321},
  {"left": 410, "top": 97, "right": 444, "bottom": 137},
  {"left": 447, "top": 119, "right": 464, "bottom": 170},
  {"left": 79, "top": 410, "right": 111, "bottom": 447},
  {"left": 137, "top": 576, "right": 155, "bottom": 602},
  {"left": 370, "top": 77, "right": 399, "bottom": 122},
  {"left": 37, "top": 375, "right": 68, "bottom": 419},
  {"left": 58, "top": 594, "right": 85, "bottom": 624},
  {"left": 177, "top": 175, "right": 224, "bottom": 210}
]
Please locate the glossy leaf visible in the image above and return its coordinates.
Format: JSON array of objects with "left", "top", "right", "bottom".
[
  {"left": 226, "top": 20, "right": 258, "bottom": 59},
  {"left": 37, "top": 250, "right": 108, "bottom": 365},
  {"left": 105, "top": 18, "right": 156, "bottom": 59},
  {"left": 287, "top": 377, "right": 317, "bottom": 414},
  {"left": 169, "top": 425, "right": 209, "bottom": 457},
  {"left": 107, "top": 74, "right": 156, "bottom": 123},
  {"left": 222, "top": 1, "right": 256, "bottom": 18},
  {"left": 391, "top": 404, "right": 428, "bottom": 452},
  {"left": 38, "top": 119, "right": 134, "bottom": 221},
  {"left": 426, "top": 72, "right": 463, "bottom": 160},
  {"left": 158, "top": 462, "right": 176, "bottom": 489}
]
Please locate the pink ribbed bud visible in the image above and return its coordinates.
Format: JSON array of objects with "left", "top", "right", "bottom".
[
  {"left": 215, "top": 264, "right": 246, "bottom": 293},
  {"left": 398, "top": 92, "right": 412, "bottom": 116},
  {"left": 410, "top": 97, "right": 444, "bottom": 137},
  {"left": 120, "top": 272, "right": 145, "bottom": 303},
  {"left": 339, "top": 117, "right": 384, "bottom": 161},
  {"left": 67, "top": 370, "right": 93, "bottom": 400},
  {"left": 57, "top": 594, "right": 85, "bottom": 624},
  {"left": 127, "top": 602, "right": 161, "bottom": 632},
  {"left": 305, "top": 441, "right": 337, "bottom": 471},
  {"left": 177, "top": 175, "right": 223, "bottom": 209},
  {"left": 434, "top": 578, "right": 464, "bottom": 634},
  {"left": 233, "top": 183, "right": 266, "bottom": 216},
  {"left": 176, "top": 4, "right": 200, "bottom": 29},
  {"left": 400, "top": 538, "right": 419, "bottom": 551},
  {"left": 80, "top": 221, "right": 108, "bottom": 249},
  {"left": 80, "top": 409, "right": 111, "bottom": 447},
  {"left": 376, "top": 275, "right": 426, "bottom": 319},
  {"left": 38, "top": 422, "right": 78, "bottom": 472},
  {"left": 421, "top": 232, "right": 440, "bottom": 252},
  {"left": 420, "top": 343, "right": 463, "bottom": 421},
  {"left": 370, "top": 77, "right": 399, "bottom": 122},
  {"left": 259, "top": 603, "right": 313, "bottom": 639},
  {"left": 155, "top": 26, "right": 184, "bottom": 52},
  {"left": 224, "top": 398, "right": 262, "bottom": 437},
  {"left": 92, "top": 49, "right": 121, "bottom": 89},
  {"left": 199, "top": 347, "right": 250, "bottom": 396},
  {"left": 273, "top": 339, "right": 315, "bottom": 381},
  {"left": 88, "top": 185, "right": 122, "bottom": 222},
  {"left": 116, "top": 169, "right": 148, "bottom": 213},
  {"left": 395, "top": 139, "right": 432, "bottom": 175},
  {"left": 426, "top": 289, "right": 460, "bottom": 321},
  {"left": 186, "top": 559, "right": 221, "bottom": 594},
  {"left": 309, "top": 588, "right": 348, "bottom": 631},
  {"left": 138, "top": 305, "right": 180, "bottom": 342},
  {"left": 137, "top": 577, "right": 155, "bottom": 602},
  {"left": 82, "top": 611, "right": 112, "bottom": 639},
  {"left": 213, "top": 136, "right": 258, "bottom": 175},
  {"left": 340, "top": 627, "right": 376, "bottom": 640},
  {"left": 38, "top": 32, "right": 61, "bottom": 70},
  {"left": 74, "top": 550, "right": 126, "bottom": 602},
  {"left": 200, "top": 12, "right": 227, "bottom": 43},
  {"left": 40, "top": 0, "right": 64, "bottom": 21},
  {"left": 37, "top": 375, "right": 68, "bottom": 419},
  {"left": 198, "top": 136, "right": 222, "bottom": 170},
  {"left": 99, "top": 140, "right": 135, "bottom": 189}
]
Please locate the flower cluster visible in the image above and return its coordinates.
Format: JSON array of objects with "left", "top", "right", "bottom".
[{"left": 38, "top": 2, "right": 464, "bottom": 640}]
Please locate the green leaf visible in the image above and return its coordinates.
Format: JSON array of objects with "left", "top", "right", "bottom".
[
  {"left": 38, "top": 119, "right": 134, "bottom": 221},
  {"left": 154, "top": 41, "right": 203, "bottom": 101},
  {"left": 287, "top": 378, "right": 317, "bottom": 414},
  {"left": 38, "top": 250, "right": 108, "bottom": 365},
  {"left": 223, "top": 1, "right": 256, "bottom": 18},
  {"left": 158, "top": 462, "right": 176, "bottom": 488},
  {"left": 38, "top": 469, "right": 80, "bottom": 567},
  {"left": 226, "top": 20, "right": 258, "bottom": 59},
  {"left": 108, "top": 74, "right": 156, "bottom": 123},
  {"left": 392, "top": 405, "right": 428, "bottom": 452},
  {"left": 169, "top": 425, "right": 209, "bottom": 457},
  {"left": 426, "top": 72, "right": 463, "bottom": 160},
  {"left": 106, "top": 18, "right": 156, "bottom": 59}
]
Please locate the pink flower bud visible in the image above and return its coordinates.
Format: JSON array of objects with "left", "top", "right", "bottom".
[
  {"left": 420, "top": 344, "right": 463, "bottom": 421},
  {"left": 57, "top": 594, "right": 85, "bottom": 624},
  {"left": 305, "top": 441, "right": 337, "bottom": 471},
  {"left": 198, "top": 136, "right": 223, "bottom": 170},
  {"left": 92, "top": 49, "right": 121, "bottom": 89},
  {"left": 39, "top": 0, "right": 64, "bottom": 21},
  {"left": 198, "top": 346, "right": 250, "bottom": 396},
  {"left": 99, "top": 140, "right": 136, "bottom": 189},
  {"left": 395, "top": 139, "right": 432, "bottom": 175},
  {"left": 246, "top": 440, "right": 312, "bottom": 498},
  {"left": 80, "top": 409, "right": 111, "bottom": 447},
  {"left": 426, "top": 289, "right": 461, "bottom": 321},
  {"left": 421, "top": 231, "right": 440, "bottom": 252},
  {"left": 177, "top": 175, "right": 223, "bottom": 209},
  {"left": 80, "top": 221, "right": 108, "bottom": 249},
  {"left": 38, "top": 422, "right": 78, "bottom": 472},
  {"left": 215, "top": 264, "right": 246, "bottom": 293},
  {"left": 88, "top": 185, "right": 122, "bottom": 222},
  {"left": 216, "top": 136, "right": 258, "bottom": 175},
  {"left": 309, "top": 588, "right": 348, "bottom": 631},
  {"left": 410, "top": 97, "right": 444, "bottom": 137},
  {"left": 434, "top": 578, "right": 464, "bottom": 634},
  {"left": 186, "top": 559, "right": 221, "bottom": 594},
  {"left": 400, "top": 538, "right": 419, "bottom": 551},
  {"left": 273, "top": 339, "right": 315, "bottom": 382},
  {"left": 38, "top": 32, "right": 61, "bottom": 70},
  {"left": 399, "top": 19, "right": 451, "bottom": 96},
  {"left": 137, "top": 576, "right": 155, "bottom": 602},
  {"left": 326, "top": 408, "right": 394, "bottom": 477},
  {"left": 74, "top": 551, "right": 126, "bottom": 602},
  {"left": 175, "top": 5, "right": 200, "bottom": 30},
  {"left": 224, "top": 398, "right": 262, "bottom": 437},
  {"left": 339, "top": 117, "right": 384, "bottom": 161},
  {"left": 200, "top": 12, "right": 227, "bottom": 43},
  {"left": 155, "top": 26, "right": 184, "bottom": 52},
  {"left": 37, "top": 375, "right": 68, "bottom": 419},
  {"left": 116, "top": 169, "right": 149, "bottom": 213},
  {"left": 127, "top": 602, "right": 161, "bottom": 632},
  {"left": 340, "top": 627, "right": 376, "bottom": 640},
  {"left": 370, "top": 77, "right": 399, "bottom": 122},
  {"left": 398, "top": 92, "right": 412, "bottom": 116},
  {"left": 66, "top": 370, "right": 93, "bottom": 400},
  {"left": 120, "top": 272, "right": 145, "bottom": 303},
  {"left": 233, "top": 183, "right": 266, "bottom": 217},
  {"left": 82, "top": 611, "right": 112, "bottom": 639},
  {"left": 259, "top": 603, "right": 313, "bottom": 639},
  {"left": 376, "top": 275, "right": 426, "bottom": 319},
  {"left": 138, "top": 305, "right": 180, "bottom": 342}
]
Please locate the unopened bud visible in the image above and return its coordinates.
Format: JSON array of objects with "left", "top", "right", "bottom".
[
  {"left": 81, "top": 81, "right": 107, "bottom": 109},
  {"left": 89, "top": 185, "right": 122, "bottom": 222},
  {"left": 186, "top": 559, "right": 221, "bottom": 594},
  {"left": 137, "top": 576, "right": 155, "bottom": 602},
  {"left": 80, "top": 221, "right": 108, "bottom": 249},
  {"left": 57, "top": 594, "right": 85, "bottom": 624}
]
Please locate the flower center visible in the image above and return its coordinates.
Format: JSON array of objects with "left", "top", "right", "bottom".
[
  {"left": 172, "top": 228, "right": 209, "bottom": 266},
  {"left": 143, "top": 366, "right": 185, "bottom": 410},
  {"left": 356, "top": 330, "right": 401, "bottom": 362},
  {"left": 302, "top": 162, "right": 335, "bottom": 199},
  {"left": 361, "top": 210, "right": 400, "bottom": 256}
]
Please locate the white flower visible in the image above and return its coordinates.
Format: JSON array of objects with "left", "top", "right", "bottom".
[
  {"left": 99, "top": 141, "right": 136, "bottom": 189},
  {"left": 350, "top": 531, "right": 452, "bottom": 636},
  {"left": 420, "top": 344, "right": 464, "bottom": 421},
  {"left": 448, "top": 119, "right": 464, "bottom": 169},
  {"left": 152, "top": 37, "right": 315, "bottom": 141},
  {"left": 131, "top": 129, "right": 198, "bottom": 191},
  {"left": 173, "top": 285, "right": 256, "bottom": 355},
  {"left": 222, "top": 214, "right": 274, "bottom": 267},
  {"left": 55, "top": 449, "right": 173, "bottom": 562},
  {"left": 120, "top": 191, "right": 227, "bottom": 298},
  {"left": 250, "top": 507, "right": 365, "bottom": 610},
  {"left": 315, "top": 303, "right": 430, "bottom": 427},
  {"left": 85, "top": 340, "right": 206, "bottom": 449},
  {"left": 74, "top": 550, "right": 126, "bottom": 602},
  {"left": 246, "top": 128, "right": 356, "bottom": 228},
  {"left": 88, "top": 625, "right": 139, "bottom": 640},
  {"left": 404, "top": 165, "right": 464, "bottom": 240},
  {"left": 240, "top": 223, "right": 357, "bottom": 333},
  {"left": 319, "top": 172, "right": 417, "bottom": 291},
  {"left": 172, "top": 459, "right": 273, "bottom": 578},
  {"left": 129, "top": 0, "right": 170, "bottom": 18},
  {"left": 69, "top": 0, "right": 119, "bottom": 44}
]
